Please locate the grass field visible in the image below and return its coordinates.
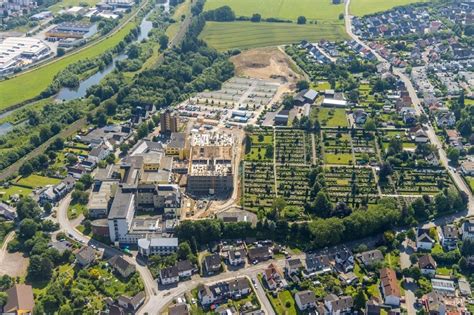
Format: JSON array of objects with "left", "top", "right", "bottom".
[
  {"left": 200, "top": 22, "right": 347, "bottom": 51},
  {"left": 205, "top": 0, "right": 344, "bottom": 22},
  {"left": 350, "top": 0, "right": 428, "bottom": 16},
  {"left": 318, "top": 108, "right": 348, "bottom": 127},
  {"left": 466, "top": 176, "right": 474, "bottom": 193},
  {"left": 0, "top": 185, "right": 33, "bottom": 201},
  {"left": 0, "top": 22, "right": 136, "bottom": 110},
  {"left": 325, "top": 153, "right": 353, "bottom": 165},
  {"left": 267, "top": 290, "right": 297, "bottom": 315},
  {"left": 16, "top": 174, "right": 61, "bottom": 188},
  {"left": 49, "top": 0, "right": 99, "bottom": 12}
]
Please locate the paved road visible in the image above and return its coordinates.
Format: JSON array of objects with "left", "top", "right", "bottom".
[
  {"left": 55, "top": 194, "right": 157, "bottom": 303},
  {"left": 344, "top": 0, "right": 474, "bottom": 216},
  {"left": 0, "top": 231, "right": 14, "bottom": 267},
  {"left": 400, "top": 239, "right": 417, "bottom": 315},
  {"left": 138, "top": 257, "right": 299, "bottom": 314}
]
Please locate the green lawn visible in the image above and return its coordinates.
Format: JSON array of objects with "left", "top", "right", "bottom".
[
  {"left": 15, "top": 174, "right": 61, "bottom": 189},
  {"left": 350, "top": 0, "right": 428, "bottom": 16},
  {"left": 0, "top": 22, "right": 136, "bottom": 110},
  {"left": 205, "top": 0, "right": 344, "bottom": 21},
  {"left": 466, "top": 176, "right": 474, "bottom": 193},
  {"left": 0, "top": 185, "right": 33, "bottom": 201},
  {"left": 49, "top": 0, "right": 99, "bottom": 12},
  {"left": 318, "top": 108, "right": 348, "bottom": 127},
  {"left": 267, "top": 290, "right": 297, "bottom": 315},
  {"left": 68, "top": 203, "right": 87, "bottom": 220},
  {"left": 324, "top": 153, "right": 353, "bottom": 165},
  {"left": 200, "top": 22, "right": 348, "bottom": 51}
]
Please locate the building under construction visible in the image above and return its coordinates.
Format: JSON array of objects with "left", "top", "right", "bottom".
[{"left": 186, "top": 132, "right": 234, "bottom": 196}]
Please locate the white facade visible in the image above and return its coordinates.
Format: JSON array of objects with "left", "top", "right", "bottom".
[{"left": 108, "top": 194, "right": 135, "bottom": 243}]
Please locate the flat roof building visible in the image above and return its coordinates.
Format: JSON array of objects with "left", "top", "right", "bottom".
[{"left": 0, "top": 37, "right": 51, "bottom": 75}]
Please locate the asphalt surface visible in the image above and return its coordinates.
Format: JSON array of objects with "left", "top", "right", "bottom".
[{"left": 344, "top": 0, "right": 474, "bottom": 216}]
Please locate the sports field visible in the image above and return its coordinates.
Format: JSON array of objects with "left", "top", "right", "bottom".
[
  {"left": 0, "top": 22, "right": 136, "bottom": 110},
  {"left": 350, "top": 0, "right": 428, "bottom": 16},
  {"left": 204, "top": 0, "right": 344, "bottom": 22},
  {"left": 200, "top": 22, "right": 348, "bottom": 51}
]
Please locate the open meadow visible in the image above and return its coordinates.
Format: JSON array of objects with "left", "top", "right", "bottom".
[
  {"left": 204, "top": 0, "right": 344, "bottom": 22},
  {"left": 200, "top": 22, "right": 347, "bottom": 51},
  {"left": 0, "top": 22, "right": 136, "bottom": 110},
  {"left": 350, "top": 0, "right": 428, "bottom": 16}
]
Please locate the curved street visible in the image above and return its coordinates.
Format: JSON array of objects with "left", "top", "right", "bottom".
[{"left": 344, "top": 0, "right": 474, "bottom": 216}]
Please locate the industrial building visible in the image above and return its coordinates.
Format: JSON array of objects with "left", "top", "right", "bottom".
[
  {"left": 0, "top": 37, "right": 51, "bottom": 75},
  {"left": 45, "top": 22, "right": 94, "bottom": 40},
  {"left": 187, "top": 132, "right": 234, "bottom": 196},
  {"left": 104, "top": 0, "right": 134, "bottom": 8}
]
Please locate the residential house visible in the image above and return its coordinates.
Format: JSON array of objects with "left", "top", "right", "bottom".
[
  {"left": 0, "top": 202, "right": 17, "bottom": 220},
  {"left": 418, "top": 254, "right": 437, "bottom": 276},
  {"left": 263, "top": 263, "right": 285, "bottom": 290},
  {"left": 198, "top": 278, "right": 250, "bottom": 306},
  {"left": 160, "top": 265, "right": 179, "bottom": 285},
  {"left": 228, "top": 249, "right": 246, "bottom": 266},
  {"left": 117, "top": 291, "right": 145, "bottom": 312},
  {"left": 108, "top": 255, "right": 136, "bottom": 278},
  {"left": 353, "top": 109, "right": 368, "bottom": 124},
  {"left": 416, "top": 228, "right": 435, "bottom": 251},
  {"left": 324, "top": 294, "right": 353, "bottom": 314},
  {"left": 435, "top": 111, "right": 456, "bottom": 128},
  {"left": 305, "top": 254, "right": 332, "bottom": 275},
  {"left": 4, "top": 284, "right": 35, "bottom": 314},
  {"left": 334, "top": 248, "right": 354, "bottom": 273},
  {"left": 138, "top": 237, "right": 178, "bottom": 256},
  {"left": 285, "top": 258, "right": 303, "bottom": 275},
  {"left": 248, "top": 246, "right": 272, "bottom": 263},
  {"left": 438, "top": 224, "right": 458, "bottom": 251},
  {"left": 414, "top": 128, "right": 429, "bottom": 143},
  {"left": 88, "top": 143, "right": 112, "bottom": 163},
  {"left": 75, "top": 246, "right": 96, "bottom": 266},
  {"left": 168, "top": 303, "right": 189, "bottom": 315},
  {"left": 461, "top": 161, "right": 474, "bottom": 176},
  {"left": 431, "top": 279, "right": 455, "bottom": 296},
  {"left": 355, "top": 249, "right": 384, "bottom": 268},
  {"left": 177, "top": 260, "right": 196, "bottom": 278},
  {"left": 445, "top": 129, "right": 463, "bottom": 150},
  {"left": 380, "top": 268, "right": 401, "bottom": 306},
  {"left": 462, "top": 219, "right": 474, "bottom": 241},
  {"left": 204, "top": 253, "right": 222, "bottom": 275},
  {"left": 422, "top": 292, "right": 446, "bottom": 315},
  {"left": 458, "top": 278, "right": 471, "bottom": 297},
  {"left": 39, "top": 179, "right": 74, "bottom": 204},
  {"left": 295, "top": 290, "right": 317, "bottom": 311}
]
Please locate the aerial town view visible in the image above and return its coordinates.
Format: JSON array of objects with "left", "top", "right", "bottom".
[{"left": 0, "top": 0, "right": 473, "bottom": 313}]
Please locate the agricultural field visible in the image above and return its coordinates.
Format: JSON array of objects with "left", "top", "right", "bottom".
[
  {"left": 317, "top": 108, "right": 348, "bottom": 128},
  {"left": 322, "top": 130, "right": 353, "bottom": 165},
  {"left": 350, "top": 0, "right": 428, "bottom": 16},
  {"left": 351, "top": 129, "right": 378, "bottom": 164},
  {"left": 275, "top": 129, "right": 309, "bottom": 164},
  {"left": 242, "top": 161, "right": 276, "bottom": 212},
  {"left": 200, "top": 22, "right": 348, "bottom": 51},
  {"left": 390, "top": 167, "right": 452, "bottom": 195},
  {"left": 204, "top": 0, "right": 344, "bottom": 22},
  {"left": 0, "top": 22, "right": 136, "bottom": 109},
  {"left": 324, "top": 166, "right": 379, "bottom": 206}
]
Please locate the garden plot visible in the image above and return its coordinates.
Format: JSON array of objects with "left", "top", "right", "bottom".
[
  {"left": 245, "top": 129, "right": 274, "bottom": 161},
  {"left": 324, "top": 166, "right": 379, "bottom": 206},
  {"left": 192, "top": 77, "right": 279, "bottom": 109},
  {"left": 322, "top": 130, "right": 353, "bottom": 165},
  {"left": 242, "top": 161, "right": 276, "bottom": 211},
  {"left": 379, "top": 129, "right": 416, "bottom": 151},
  {"left": 351, "top": 130, "right": 378, "bottom": 164},
  {"left": 275, "top": 129, "right": 308, "bottom": 164},
  {"left": 390, "top": 167, "right": 452, "bottom": 195},
  {"left": 276, "top": 164, "right": 311, "bottom": 209}
]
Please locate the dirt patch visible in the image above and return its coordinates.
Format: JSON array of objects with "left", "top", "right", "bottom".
[
  {"left": 0, "top": 251, "right": 28, "bottom": 277},
  {"left": 230, "top": 47, "right": 304, "bottom": 86}
]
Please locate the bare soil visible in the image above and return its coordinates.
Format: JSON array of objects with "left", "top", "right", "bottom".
[
  {"left": 0, "top": 251, "right": 28, "bottom": 277},
  {"left": 230, "top": 47, "right": 303, "bottom": 87}
]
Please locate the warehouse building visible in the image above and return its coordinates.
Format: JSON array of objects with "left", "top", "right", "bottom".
[
  {"left": 46, "top": 22, "right": 94, "bottom": 40},
  {"left": 0, "top": 37, "right": 51, "bottom": 75}
]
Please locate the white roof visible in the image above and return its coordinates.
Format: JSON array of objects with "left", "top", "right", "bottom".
[
  {"left": 322, "top": 98, "right": 347, "bottom": 106},
  {"left": 0, "top": 37, "right": 49, "bottom": 70}
]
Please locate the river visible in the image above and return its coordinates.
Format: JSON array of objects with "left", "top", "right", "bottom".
[{"left": 55, "top": 7, "right": 158, "bottom": 101}]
